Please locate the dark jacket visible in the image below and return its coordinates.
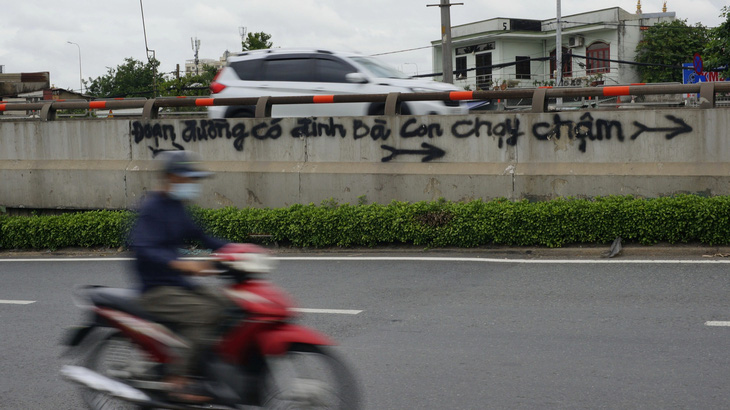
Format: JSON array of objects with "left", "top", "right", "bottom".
[{"left": 130, "top": 191, "right": 227, "bottom": 292}]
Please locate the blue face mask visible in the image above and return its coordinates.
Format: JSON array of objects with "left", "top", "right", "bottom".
[{"left": 168, "top": 183, "right": 201, "bottom": 201}]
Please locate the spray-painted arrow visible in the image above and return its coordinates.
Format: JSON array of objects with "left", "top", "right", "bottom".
[
  {"left": 381, "top": 143, "right": 446, "bottom": 163},
  {"left": 630, "top": 115, "right": 693, "bottom": 140}
]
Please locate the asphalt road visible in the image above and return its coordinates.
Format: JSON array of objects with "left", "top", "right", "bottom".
[{"left": 2, "top": 254, "right": 730, "bottom": 409}]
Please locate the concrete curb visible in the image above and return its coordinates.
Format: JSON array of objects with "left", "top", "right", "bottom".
[{"left": 2, "top": 244, "right": 730, "bottom": 260}]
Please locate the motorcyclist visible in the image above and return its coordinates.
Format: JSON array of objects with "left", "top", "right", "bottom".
[{"left": 129, "top": 150, "right": 228, "bottom": 403}]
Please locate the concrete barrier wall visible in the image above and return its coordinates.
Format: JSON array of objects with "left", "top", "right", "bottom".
[{"left": 1, "top": 108, "right": 729, "bottom": 210}]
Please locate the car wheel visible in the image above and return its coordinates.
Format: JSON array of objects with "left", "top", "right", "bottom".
[
  {"left": 226, "top": 106, "right": 255, "bottom": 118},
  {"left": 367, "top": 102, "right": 411, "bottom": 115},
  {"left": 400, "top": 103, "right": 412, "bottom": 115},
  {"left": 367, "top": 103, "right": 385, "bottom": 116}
]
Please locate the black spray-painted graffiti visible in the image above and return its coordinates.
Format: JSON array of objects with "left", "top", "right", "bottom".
[
  {"left": 131, "top": 122, "right": 184, "bottom": 155},
  {"left": 130, "top": 114, "right": 693, "bottom": 161},
  {"left": 381, "top": 143, "right": 445, "bottom": 163},
  {"left": 451, "top": 118, "right": 525, "bottom": 148},
  {"left": 532, "top": 113, "right": 693, "bottom": 153},
  {"left": 631, "top": 115, "right": 692, "bottom": 140}
]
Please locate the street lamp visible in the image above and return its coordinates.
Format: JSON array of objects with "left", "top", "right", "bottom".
[{"left": 67, "top": 41, "right": 83, "bottom": 94}]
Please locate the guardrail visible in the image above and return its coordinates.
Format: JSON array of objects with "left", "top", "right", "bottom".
[{"left": 1, "top": 82, "right": 728, "bottom": 121}]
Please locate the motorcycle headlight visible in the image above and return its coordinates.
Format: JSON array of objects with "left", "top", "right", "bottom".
[
  {"left": 212, "top": 243, "right": 277, "bottom": 274},
  {"left": 225, "top": 252, "right": 277, "bottom": 274}
]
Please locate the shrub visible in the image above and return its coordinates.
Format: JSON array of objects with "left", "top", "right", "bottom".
[
  {"left": 0, "top": 210, "right": 133, "bottom": 250},
  {"left": 1, "top": 195, "right": 729, "bottom": 250}
]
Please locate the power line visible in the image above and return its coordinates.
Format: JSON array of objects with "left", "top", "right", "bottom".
[
  {"left": 371, "top": 32, "right": 513, "bottom": 57},
  {"left": 412, "top": 53, "right": 701, "bottom": 79},
  {"left": 555, "top": 20, "right": 719, "bottom": 29},
  {"left": 371, "top": 45, "right": 432, "bottom": 57},
  {"left": 371, "top": 20, "right": 713, "bottom": 59}
]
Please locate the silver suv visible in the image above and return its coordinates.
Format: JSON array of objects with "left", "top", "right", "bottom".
[{"left": 208, "top": 49, "right": 467, "bottom": 118}]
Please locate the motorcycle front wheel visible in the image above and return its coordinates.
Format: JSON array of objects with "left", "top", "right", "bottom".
[
  {"left": 81, "top": 331, "right": 150, "bottom": 410},
  {"left": 260, "top": 343, "right": 361, "bottom": 409}
]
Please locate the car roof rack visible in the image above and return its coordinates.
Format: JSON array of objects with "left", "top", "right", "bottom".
[{"left": 230, "top": 48, "right": 342, "bottom": 59}]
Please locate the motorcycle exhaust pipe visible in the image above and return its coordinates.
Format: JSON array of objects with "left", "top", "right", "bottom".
[
  {"left": 61, "top": 366, "right": 209, "bottom": 410},
  {"left": 61, "top": 365, "right": 153, "bottom": 405}
]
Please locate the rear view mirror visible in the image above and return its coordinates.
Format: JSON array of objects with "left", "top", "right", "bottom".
[{"left": 345, "top": 73, "right": 369, "bottom": 84}]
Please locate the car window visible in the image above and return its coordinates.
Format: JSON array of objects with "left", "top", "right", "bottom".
[
  {"left": 230, "top": 59, "right": 262, "bottom": 81},
  {"left": 315, "top": 58, "right": 357, "bottom": 83},
  {"left": 350, "top": 56, "right": 409, "bottom": 79},
  {"left": 262, "top": 58, "right": 316, "bottom": 82}
]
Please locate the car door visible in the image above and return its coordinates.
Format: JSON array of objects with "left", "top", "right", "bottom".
[
  {"left": 310, "top": 56, "right": 369, "bottom": 116},
  {"left": 260, "top": 56, "right": 317, "bottom": 117}
]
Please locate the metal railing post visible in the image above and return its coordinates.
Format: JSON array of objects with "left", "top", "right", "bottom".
[
  {"left": 255, "top": 96, "right": 272, "bottom": 118},
  {"left": 699, "top": 82, "right": 716, "bottom": 109},
  {"left": 40, "top": 102, "right": 56, "bottom": 121},
  {"left": 385, "top": 92, "right": 401, "bottom": 115},
  {"left": 142, "top": 99, "right": 158, "bottom": 119},
  {"left": 531, "top": 88, "right": 548, "bottom": 113}
]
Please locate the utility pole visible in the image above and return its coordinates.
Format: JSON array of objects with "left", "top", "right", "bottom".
[
  {"left": 555, "top": 0, "right": 563, "bottom": 106},
  {"left": 427, "top": 0, "right": 463, "bottom": 84},
  {"left": 191, "top": 37, "right": 201, "bottom": 76}
]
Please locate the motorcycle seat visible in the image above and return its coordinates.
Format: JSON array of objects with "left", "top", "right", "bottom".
[{"left": 87, "top": 287, "right": 161, "bottom": 322}]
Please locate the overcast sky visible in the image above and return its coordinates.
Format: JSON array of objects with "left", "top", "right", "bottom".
[{"left": 1, "top": 0, "right": 726, "bottom": 93}]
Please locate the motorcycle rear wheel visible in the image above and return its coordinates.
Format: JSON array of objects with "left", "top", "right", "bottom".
[
  {"left": 260, "top": 343, "right": 361, "bottom": 409},
  {"left": 81, "top": 331, "right": 151, "bottom": 410}
]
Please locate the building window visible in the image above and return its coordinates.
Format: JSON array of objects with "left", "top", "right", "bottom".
[
  {"left": 550, "top": 47, "right": 572, "bottom": 79},
  {"left": 456, "top": 42, "right": 494, "bottom": 56},
  {"left": 455, "top": 46, "right": 471, "bottom": 56},
  {"left": 456, "top": 56, "right": 467, "bottom": 79},
  {"left": 476, "top": 53, "right": 492, "bottom": 90},
  {"left": 586, "top": 41, "right": 610, "bottom": 74},
  {"left": 515, "top": 56, "right": 530, "bottom": 79}
]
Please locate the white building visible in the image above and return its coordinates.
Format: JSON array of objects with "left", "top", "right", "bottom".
[
  {"left": 431, "top": 6, "right": 675, "bottom": 90},
  {"left": 184, "top": 51, "right": 231, "bottom": 76}
]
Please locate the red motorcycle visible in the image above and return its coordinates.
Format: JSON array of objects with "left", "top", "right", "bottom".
[{"left": 61, "top": 243, "right": 360, "bottom": 409}]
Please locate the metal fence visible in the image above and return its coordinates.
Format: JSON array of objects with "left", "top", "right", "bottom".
[{"left": 1, "top": 82, "right": 728, "bottom": 121}]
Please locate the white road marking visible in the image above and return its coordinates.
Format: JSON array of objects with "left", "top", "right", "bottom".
[
  {"left": 274, "top": 256, "right": 730, "bottom": 264},
  {"left": 705, "top": 321, "right": 730, "bottom": 327},
  {"left": 291, "top": 308, "right": 362, "bottom": 315},
  {"left": 0, "top": 258, "right": 134, "bottom": 262},
  {"left": 2, "top": 256, "right": 730, "bottom": 264},
  {"left": 0, "top": 299, "right": 36, "bottom": 305}
]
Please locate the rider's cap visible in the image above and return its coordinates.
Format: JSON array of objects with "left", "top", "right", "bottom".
[{"left": 158, "top": 150, "right": 212, "bottom": 179}]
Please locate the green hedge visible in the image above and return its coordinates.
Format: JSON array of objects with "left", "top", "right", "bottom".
[
  {"left": 0, "top": 210, "right": 133, "bottom": 250},
  {"left": 2, "top": 195, "right": 730, "bottom": 250}
]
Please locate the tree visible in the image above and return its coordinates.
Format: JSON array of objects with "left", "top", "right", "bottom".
[
  {"left": 242, "top": 31, "right": 273, "bottom": 51},
  {"left": 703, "top": 6, "right": 730, "bottom": 78},
  {"left": 634, "top": 20, "right": 709, "bottom": 83},
  {"left": 159, "top": 65, "right": 219, "bottom": 98},
  {"left": 85, "top": 56, "right": 222, "bottom": 100},
  {"left": 85, "top": 57, "right": 164, "bottom": 98}
]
